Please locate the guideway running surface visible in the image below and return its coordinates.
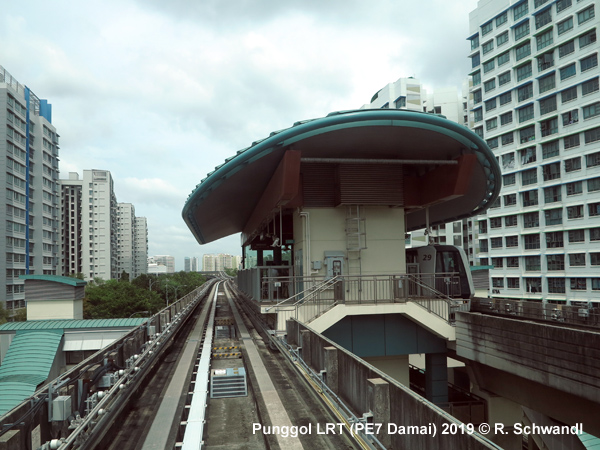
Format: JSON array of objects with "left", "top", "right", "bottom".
[
  {"left": 141, "top": 284, "right": 217, "bottom": 450},
  {"left": 224, "top": 284, "right": 305, "bottom": 450}
]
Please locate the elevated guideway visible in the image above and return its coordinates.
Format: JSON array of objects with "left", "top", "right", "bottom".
[{"left": 455, "top": 311, "right": 600, "bottom": 437}]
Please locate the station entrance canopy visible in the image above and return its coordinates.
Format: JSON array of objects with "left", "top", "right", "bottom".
[{"left": 182, "top": 109, "right": 501, "bottom": 246}]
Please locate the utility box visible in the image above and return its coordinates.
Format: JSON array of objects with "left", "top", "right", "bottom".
[{"left": 52, "top": 396, "right": 72, "bottom": 421}]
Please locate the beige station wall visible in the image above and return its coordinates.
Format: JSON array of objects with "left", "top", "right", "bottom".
[
  {"left": 293, "top": 206, "right": 406, "bottom": 277},
  {"left": 27, "top": 299, "right": 84, "bottom": 320}
]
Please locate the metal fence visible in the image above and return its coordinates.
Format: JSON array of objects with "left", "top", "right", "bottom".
[
  {"left": 263, "top": 273, "right": 470, "bottom": 325},
  {"left": 471, "top": 297, "right": 600, "bottom": 329}
]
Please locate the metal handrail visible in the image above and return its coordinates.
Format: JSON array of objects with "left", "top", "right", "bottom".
[{"left": 265, "top": 276, "right": 340, "bottom": 311}]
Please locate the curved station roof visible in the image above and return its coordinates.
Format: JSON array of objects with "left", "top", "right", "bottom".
[{"left": 183, "top": 109, "right": 501, "bottom": 245}]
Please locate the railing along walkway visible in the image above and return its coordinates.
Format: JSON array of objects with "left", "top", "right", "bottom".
[{"left": 263, "top": 273, "right": 470, "bottom": 325}]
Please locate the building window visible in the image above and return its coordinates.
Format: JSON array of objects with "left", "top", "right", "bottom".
[
  {"left": 471, "top": 35, "right": 480, "bottom": 50},
  {"left": 580, "top": 29, "right": 597, "bottom": 49},
  {"left": 539, "top": 74, "right": 556, "bottom": 93},
  {"left": 547, "top": 254, "right": 565, "bottom": 270},
  {"left": 472, "top": 53, "right": 481, "bottom": 68},
  {"left": 491, "top": 237, "right": 503, "bottom": 248},
  {"left": 516, "top": 41, "right": 532, "bottom": 61},
  {"left": 535, "top": 9, "right": 552, "bottom": 29},
  {"left": 474, "top": 108, "right": 483, "bottom": 123},
  {"left": 560, "top": 63, "right": 576, "bottom": 80},
  {"left": 490, "top": 217, "right": 503, "bottom": 228},
  {"left": 567, "top": 205, "right": 583, "bottom": 219},
  {"left": 518, "top": 83, "right": 533, "bottom": 102},
  {"left": 480, "top": 239, "right": 489, "bottom": 252},
  {"left": 505, "top": 214, "right": 518, "bottom": 225},
  {"left": 514, "top": 3, "right": 529, "bottom": 21},
  {"left": 557, "top": 17, "right": 573, "bottom": 35},
  {"left": 486, "top": 117, "right": 498, "bottom": 130},
  {"left": 485, "top": 98, "right": 497, "bottom": 112},
  {"left": 556, "top": 0, "right": 572, "bottom": 13},
  {"left": 589, "top": 202, "right": 600, "bottom": 217},
  {"left": 589, "top": 177, "right": 600, "bottom": 192},
  {"left": 546, "top": 231, "right": 564, "bottom": 248},
  {"left": 541, "top": 140, "right": 559, "bottom": 159},
  {"left": 545, "top": 208, "right": 563, "bottom": 225},
  {"left": 498, "top": 71, "right": 511, "bottom": 86},
  {"left": 483, "top": 60, "right": 496, "bottom": 74},
  {"left": 542, "top": 162, "right": 560, "bottom": 181},
  {"left": 592, "top": 253, "right": 600, "bottom": 265},
  {"left": 500, "top": 114, "right": 514, "bottom": 131},
  {"left": 498, "top": 51, "right": 510, "bottom": 66},
  {"left": 585, "top": 129, "right": 600, "bottom": 145},
  {"left": 544, "top": 186, "right": 562, "bottom": 203},
  {"left": 507, "top": 256, "right": 519, "bottom": 267},
  {"left": 516, "top": 62, "right": 533, "bottom": 81},
  {"left": 499, "top": 93, "right": 512, "bottom": 107},
  {"left": 479, "top": 220, "right": 488, "bottom": 233},
  {"left": 492, "top": 257, "right": 503, "bottom": 268},
  {"left": 507, "top": 278, "right": 520, "bottom": 289},
  {"left": 524, "top": 234, "right": 541, "bottom": 249},
  {"left": 566, "top": 180, "right": 583, "bottom": 195},
  {"left": 506, "top": 236, "right": 519, "bottom": 248},
  {"left": 503, "top": 154, "right": 516, "bottom": 170},
  {"left": 558, "top": 40, "right": 575, "bottom": 58},
  {"left": 590, "top": 228, "right": 600, "bottom": 241},
  {"left": 524, "top": 212, "right": 539, "bottom": 228},
  {"left": 564, "top": 157, "right": 581, "bottom": 172},
  {"left": 570, "top": 278, "right": 587, "bottom": 291},
  {"left": 520, "top": 147, "right": 536, "bottom": 164},
  {"left": 563, "top": 134, "right": 580, "bottom": 149},
  {"left": 519, "top": 105, "right": 535, "bottom": 122},
  {"left": 522, "top": 190, "right": 538, "bottom": 207},
  {"left": 497, "top": 31, "right": 509, "bottom": 48},
  {"left": 482, "top": 20, "right": 494, "bottom": 36},
  {"left": 548, "top": 278, "right": 566, "bottom": 293},
  {"left": 521, "top": 167, "right": 538, "bottom": 186},
  {"left": 502, "top": 132, "right": 514, "bottom": 145},
  {"left": 487, "top": 137, "right": 499, "bottom": 149},
  {"left": 562, "top": 109, "right": 578, "bottom": 126},
  {"left": 536, "top": 29, "right": 553, "bottom": 50},
  {"left": 514, "top": 21, "right": 531, "bottom": 41},
  {"left": 568, "top": 229, "right": 585, "bottom": 243},
  {"left": 583, "top": 102, "right": 600, "bottom": 120},
  {"left": 482, "top": 40, "right": 494, "bottom": 55},
  {"left": 569, "top": 253, "right": 586, "bottom": 266},
  {"left": 540, "top": 117, "right": 558, "bottom": 137},
  {"left": 577, "top": 5, "right": 595, "bottom": 25},
  {"left": 581, "top": 54, "right": 598, "bottom": 72},
  {"left": 503, "top": 173, "right": 516, "bottom": 186},
  {"left": 582, "top": 78, "right": 599, "bottom": 96},
  {"left": 525, "top": 256, "right": 541, "bottom": 271},
  {"left": 497, "top": 11, "right": 508, "bottom": 26},
  {"left": 539, "top": 96, "right": 557, "bottom": 115},
  {"left": 492, "top": 277, "right": 504, "bottom": 288},
  {"left": 484, "top": 79, "right": 496, "bottom": 93},
  {"left": 561, "top": 86, "right": 577, "bottom": 103}
]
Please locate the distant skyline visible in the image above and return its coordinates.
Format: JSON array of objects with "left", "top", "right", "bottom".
[{"left": 1, "top": 0, "right": 479, "bottom": 270}]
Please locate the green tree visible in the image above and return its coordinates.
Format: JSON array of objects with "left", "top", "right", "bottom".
[
  {"left": 0, "top": 303, "right": 8, "bottom": 325},
  {"left": 84, "top": 279, "right": 163, "bottom": 319},
  {"left": 119, "top": 271, "right": 130, "bottom": 282},
  {"left": 13, "top": 308, "right": 27, "bottom": 322}
]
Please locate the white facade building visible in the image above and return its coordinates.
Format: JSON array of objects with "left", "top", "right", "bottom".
[
  {"left": 152, "top": 255, "right": 175, "bottom": 273},
  {"left": 117, "top": 203, "right": 135, "bottom": 279},
  {"left": 134, "top": 217, "right": 148, "bottom": 277},
  {"left": 59, "top": 170, "right": 118, "bottom": 282},
  {"left": 202, "top": 253, "right": 240, "bottom": 271},
  {"left": 468, "top": 0, "right": 600, "bottom": 306},
  {"left": 1, "top": 66, "right": 60, "bottom": 310}
]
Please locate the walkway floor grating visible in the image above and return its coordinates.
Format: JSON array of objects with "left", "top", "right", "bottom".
[{"left": 210, "top": 367, "right": 248, "bottom": 398}]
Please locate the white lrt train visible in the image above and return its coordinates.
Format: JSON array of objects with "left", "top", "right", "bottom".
[{"left": 405, "top": 245, "right": 474, "bottom": 299}]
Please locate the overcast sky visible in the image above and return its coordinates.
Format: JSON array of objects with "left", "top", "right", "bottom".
[{"left": 1, "top": 0, "right": 479, "bottom": 271}]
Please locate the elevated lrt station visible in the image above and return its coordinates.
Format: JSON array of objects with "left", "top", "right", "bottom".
[{"left": 182, "top": 108, "right": 507, "bottom": 449}]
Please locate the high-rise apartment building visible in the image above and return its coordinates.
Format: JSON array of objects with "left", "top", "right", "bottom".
[
  {"left": 467, "top": 0, "right": 600, "bottom": 305},
  {"left": 117, "top": 203, "right": 135, "bottom": 279},
  {"left": 362, "top": 77, "right": 479, "bottom": 263},
  {"left": 153, "top": 255, "right": 175, "bottom": 273},
  {"left": 1, "top": 66, "right": 60, "bottom": 310},
  {"left": 134, "top": 217, "right": 148, "bottom": 277},
  {"left": 59, "top": 170, "right": 118, "bottom": 281},
  {"left": 202, "top": 253, "right": 240, "bottom": 271}
]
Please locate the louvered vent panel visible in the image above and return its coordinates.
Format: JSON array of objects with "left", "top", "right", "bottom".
[
  {"left": 338, "top": 164, "right": 404, "bottom": 205},
  {"left": 302, "top": 164, "right": 337, "bottom": 207}
]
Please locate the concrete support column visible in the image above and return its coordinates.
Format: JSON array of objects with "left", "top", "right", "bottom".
[
  {"left": 367, "top": 378, "right": 391, "bottom": 449},
  {"left": 323, "top": 346, "right": 339, "bottom": 393},
  {"left": 300, "top": 330, "right": 311, "bottom": 367},
  {"left": 425, "top": 353, "right": 448, "bottom": 404}
]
